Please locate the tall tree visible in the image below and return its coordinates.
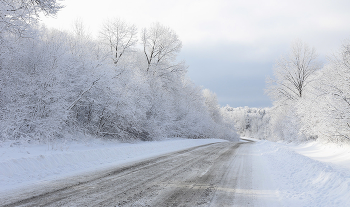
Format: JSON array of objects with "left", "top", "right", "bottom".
[
  {"left": 99, "top": 18, "right": 137, "bottom": 66},
  {"left": 141, "top": 23, "right": 182, "bottom": 73},
  {"left": 266, "top": 40, "right": 321, "bottom": 102}
]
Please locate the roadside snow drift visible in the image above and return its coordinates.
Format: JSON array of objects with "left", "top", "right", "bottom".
[
  {"left": 255, "top": 140, "right": 350, "bottom": 207},
  {"left": 0, "top": 139, "right": 226, "bottom": 193}
]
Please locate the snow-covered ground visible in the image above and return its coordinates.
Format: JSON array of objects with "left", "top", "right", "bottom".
[
  {"left": 1, "top": 137, "right": 349, "bottom": 206},
  {"left": 0, "top": 138, "right": 226, "bottom": 194},
  {"left": 253, "top": 138, "right": 350, "bottom": 207}
]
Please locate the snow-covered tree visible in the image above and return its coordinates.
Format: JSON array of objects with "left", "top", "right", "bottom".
[
  {"left": 0, "top": 7, "right": 239, "bottom": 144},
  {"left": 266, "top": 40, "right": 321, "bottom": 102},
  {"left": 99, "top": 18, "right": 138, "bottom": 66},
  {"left": 0, "top": 0, "right": 63, "bottom": 37},
  {"left": 299, "top": 41, "right": 350, "bottom": 142},
  {"left": 141, "top": 23, "right": 183, "bottom": 74}
]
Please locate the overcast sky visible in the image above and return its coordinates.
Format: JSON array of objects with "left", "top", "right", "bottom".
[{"left": 42, "top": 0, "right": 350, "bottom": 108}]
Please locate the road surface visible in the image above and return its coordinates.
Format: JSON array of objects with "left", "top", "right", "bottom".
[{"left": 1, "top": 140, "right": 280, "bottom": 207}]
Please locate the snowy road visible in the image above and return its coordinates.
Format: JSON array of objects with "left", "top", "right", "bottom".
[{"left": 1, "top": 140, "right": 280, "bottom": 207}]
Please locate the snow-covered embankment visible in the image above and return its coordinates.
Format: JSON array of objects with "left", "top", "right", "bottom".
[
  {"left": 255, "top": 140, "right": 350, "bottom": 207},
  {"left": 0, "top": 138, "right": 226, "bottom": 193}
]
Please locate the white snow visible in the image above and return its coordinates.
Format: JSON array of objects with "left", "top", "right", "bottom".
[
  {"left": 1, "top": 137, "right": 349, "bottom": 206},
  {"left": 0, "top": 138, "right": 226, "bottom": 194},
  {"left": 253, "top": 139, "right": 350, "bottom": 207},
  {"left": 291, "top": 141, "right": 350, "bottom": 170}
]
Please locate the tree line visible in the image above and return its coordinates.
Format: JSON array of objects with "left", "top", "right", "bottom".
[
  {"left": 226, "top": 40, "right": 350, "bottom": 143},
  {"left": 0, "top": 0, "right": 239, "bottom": 143}
]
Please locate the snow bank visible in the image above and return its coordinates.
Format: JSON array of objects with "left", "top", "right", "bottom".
[
  {"left": 0, "top": 138, "right": 226, "bottom": 193},
  {"left": 291, "top": 141, "right": 350, "bottom": 170},
  {"left": 255, "top": 140, "right": 350, "bottom": 207}
]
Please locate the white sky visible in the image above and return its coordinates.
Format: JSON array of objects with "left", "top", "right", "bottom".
[{"left": 42, "top": 0, "right": 350, "bottom": 107}]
